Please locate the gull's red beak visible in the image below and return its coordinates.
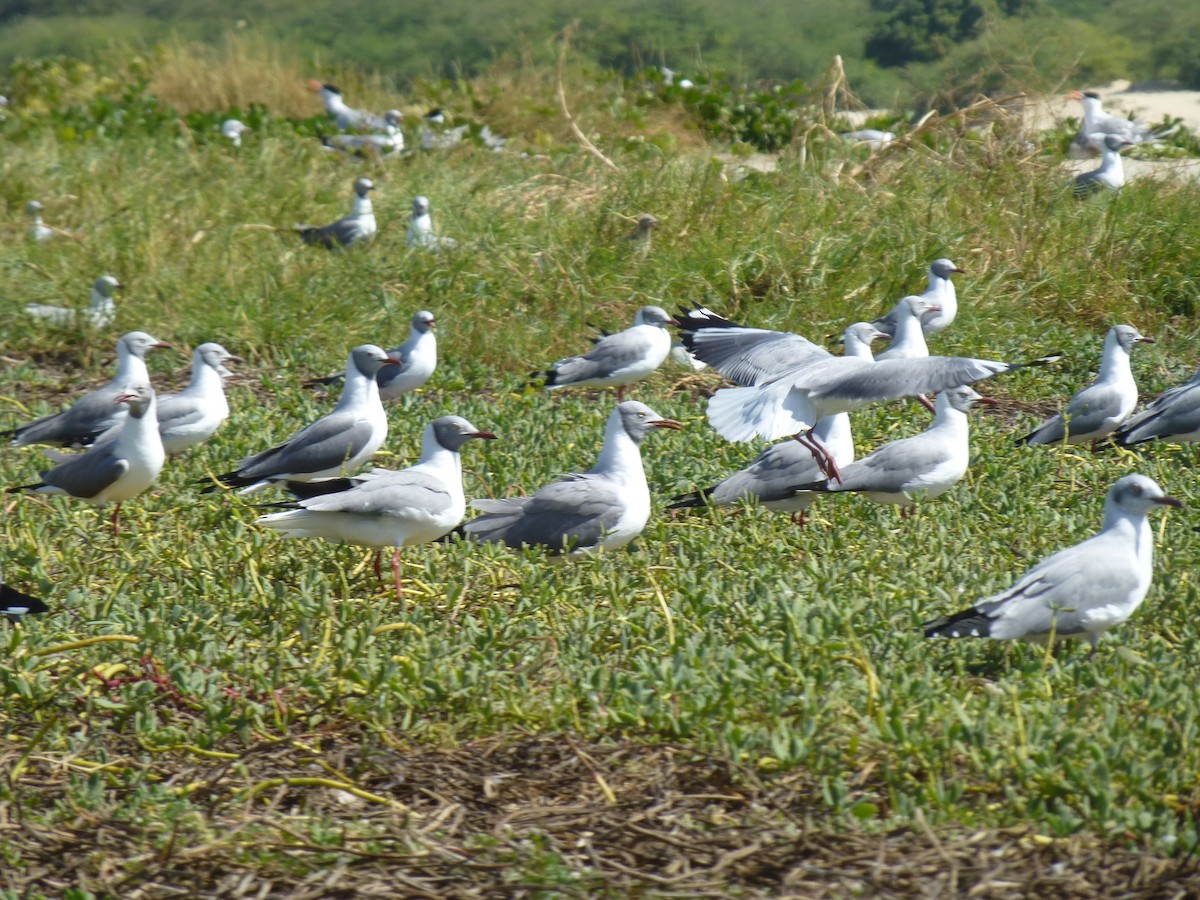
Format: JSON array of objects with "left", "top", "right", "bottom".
[{"left": 652, "top": 418, "right": 683, "bottom": 430}]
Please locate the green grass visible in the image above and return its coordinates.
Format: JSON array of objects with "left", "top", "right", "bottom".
[{"left": 3, "top": 57, "right": 1200, "bottom": 895}]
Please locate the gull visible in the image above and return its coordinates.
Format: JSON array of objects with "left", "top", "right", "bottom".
[
  {"left": 1, "top": 571, "right": 49, "bottom": 622},
  {"left": 1073, "top": 134, "right": 1132, "bottom": 198},
  {"left": 923, "top": 474, "right": 1181, "bottom": 653},
  {"left": 537, "top": 306, "right": 676, "bottom": 401},
  {"left": 683, "top": 306, "right": 1054, "bottom": 450},
  {"left": 666, "top": 322, "right": 886, "bottom": 525},
  {"left": 221, "top": 119, "right": 251, "bottom": 147},
  {"left": 26, "top": 200, "right": 56, "bottom": 242},
  {"left": 1068, "top": 90, "right": 1173, "bottom": 157},
  {"left": 258, "top": 416, "right": 495, "bottom": 598},
  {"left": 206, "top": 345, "right": 396, "bottom": 494},
  {"left": 625, "top": 214, "right": 659, "bottom": 249},
  {"left": 295, "top": 177, "right": 376, "bottom": 249},
  {"left": 323, "top": 109, "right": 404, "bottom": 157},
  {"left": 26, "top": 274, "right": 121, "bottom": 329},
  {"left": 1113, "top": 365, "right": 1200, "bottom": 449},
  {"left": 406, "top": 196, "right": 457, "bottom": 250},
  {"left": 7, "top": 383, "right": 166, "bottom": 534},
  {"left": 153, "top": 343, "right": 242, "bottom": 455},
  {"left": 419, "top": 108, "right": 467, "bottom": 150},
  {"left": 459, "top": 401, "right": 680, "bottom": 554},
  {"left": 872, "top": 258, "right": 965, "bottom": 338},
  {"left": 2, "top": 331, "right": 172, "bottom": 448},
  {"left": 841, "top": 129, "right": 895, "bottom": 151},
  {"left": 308, "top": 81, "right": 390, "bottom": 132},
  {"left": 307, "top": 310, "right": 437, "bottom": 401},
  {"left": 790, "top": 385, "right": 995, "bottom": 518},
  {"left": 875, "top": 295, "right": 935, "bottom": 362},
  {"left": 1019, "top": 324, "right": 1152, "bottom": 448}
]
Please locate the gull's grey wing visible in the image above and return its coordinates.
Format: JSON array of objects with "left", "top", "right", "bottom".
[
  {"left": 298, "top": 216, "right": 360, "bottom": 248},
  {"left": 155, "top": 394, "right": 206, "bottom": 432},
  {"left": 8, "top": 387, "right": 124, "bottom": 447},
  {"left": 301, "top": 470, "right": 453, "bottom": 517},
  {"left": 710, "top": 441, "right": 827, "bottom": 504},
  {"left": 1026, "top": 383, "right": 1123, "bottom": 444},
  {"left": 682, "top": 328, "right": 827, "bottom": 386},
  {"left": 236, "top": 412, "right": 376, "bottom": 479},
  {"left": 464, "top": 475, "right": 621, "bottom": 552},
  {"left": 1116, "top": 378, "right": 1200, "bottom": 444},
  {"left": 549, "top": 330, "right": 657, "bottom": 384},
  {"left": 41, "top": 446, "right": 128, "bottom": 498},
  {"left": 804, "top": 356, "right": 1009, "bottom": 404},
  {"left": 829, "top": 436, "right": 947, "bottom": 494}
]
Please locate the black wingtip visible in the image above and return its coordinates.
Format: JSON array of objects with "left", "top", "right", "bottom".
[
  {"left": 433, "top": 524, "right": 467, "bottom": 544},
  {"left": 198, "top": 471, "right": 252, "bottom": 494},
  {"left": 1, "top": 584, "right": 50, "bottom": 618},
  {"left": 283, "top": 478, "right": 361, "bottom": 500},
  {"left": 922, "top": 608, "right": 992, "bottom": 639},
  {"left": 666, "top": 486, "right": 714, "bottom": 510}
]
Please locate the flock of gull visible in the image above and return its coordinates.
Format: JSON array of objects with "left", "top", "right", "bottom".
[{"left": 2, "top": 83, "right": 1192, "bottom": 659}]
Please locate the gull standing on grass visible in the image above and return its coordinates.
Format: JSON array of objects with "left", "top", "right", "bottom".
[
  {"left": 25, "top": 275, "right": 122, "bottom": 329},
  {"left": 1073, "top": 135, "right": 1132, "bottom": 198},
  {"left": 7, "top": 383, "right": 166, "bottom": 534},
  {"left": 1019, "top": 324, "right": 1152, "bottom": 449},
  {"left": 788, "top": 385, "right": 995, "bottom": 519},
  {"left": 923, "top": 474, "right": 1181, "bottom": 654},
  {"left": 666, "top": 322, "right": 887, "bottom": 525},
  {"left": 875, "top": 295, "right": 936, "bottom": 362},
  {"left": 406, "top": 196, "right": 457, "bottom": 250},
  {"left": 151, "top": 343, "right": 242, "bottom": 456},
  {"left": 1113, "top": 364, "right": 1200, "bottom": 449},
  {"left": 536, "top": 306, "right": 676, "bottom": 401},
  {"left": 258, "top": 416, "right": 495, "bottom": 599},
  {"left": 306, "top": 310, "right": 437, "bottom": 401},
  {"left": 624, "top": 214, "right": 659, "bottom": 250},
  {"left": 1068, "top": 90, "right": 1173, "bottom": 157},
  {"left": 26, "top": 201, "right": 56, "bottom": 242},
  {"left": 872, "top": 258, "right": 965, "bottom": 338},
  {"left": 295, "top": 177, "right": 376, "bottom": 249},
  {"left": 221, "top": 119, "right": 251, "bottom": 147},
  {"left": 2, "top": 332, "right": 172, "bottom": 448},
  {"left": 308, "top": 81, "right": 391, "bottom": 132},
  {"left": 205, "top": 345, "right": 397, "bottom": 494},
  {"left": 457, "top": 401, "right": 680, "bottom": 554}
]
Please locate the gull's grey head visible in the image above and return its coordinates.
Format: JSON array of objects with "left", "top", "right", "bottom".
[
  {"left": 637, "top": 214, "right": 659, "bottom": 231},
  {"left": 634, "top": 306, "right": 674, "bottom": 328},
  {"left": 115, "top": 382, "right": 155, "bottom": 418},
  {"left": 412, "top": 195, "right": 431, "bottom": 216},
  {"left": 384, "top": 109, "right": 404, "bottom": 126},
  {"left": 431, "top": 416, "right": 497, "bottom": 452},
  {"left": 930, "top": 258, "right": 965, "bottom": 279},
  {"left": 411, "top": 310, "right": 436, "bottom": 333},
  {"left": 120, "top": 331, "right": 172, "bottom": 358},
  {"left": 350, "top": 344, "right": 397, "bottom": 377},
  {"left": 614, "top": 400, "right": 682, "bottom": 444},
  {"left": 901, "top": 294, "right": 939, "bottom": 317},
  {"left": 1107, "top": 474, "right": 1183, "bottom": 515},
  {"left": 197, "top": 342, "right": 242, "bottom": 377},
  {"left": 842, "top": 322, "right": 891, "bottom": 354},
  {"left": 353, "top": 177, "right": 375, "bottom": 198},
  {"left": 94, "top": 275, "right": 123, "bottom": 298},
  {"left": 1111, "top": 324, "right": 1153, "bottom": 353},
  {"left": 26, "top": 200, "right": 43, "bottom": 215},
  {"left": 939, "top": 384, "right": 997, "bottom": 414}
]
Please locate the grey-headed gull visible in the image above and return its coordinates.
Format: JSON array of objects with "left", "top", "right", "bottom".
[
  {"left": 308, "top": 81, "right": 391, "bottom": 132},
  {"left": 2, "top": 332, "right": 172, "bottom": 448},
  {"left": 924, "top": 474, "right": 1181, "bottom": 653},
  {"left": 874, "top": 295, "right": 934, "bottom": 362},
  {"left": 1073, "top": 134, "right": 1131, "bottom": 197},
  {"left": 1069, "top": 90, "right": 1173, "bottom": 157},
  {"left": 7, "top": 383, "right": 166, "bottom": 533},
  {"left": 25, "top": 275, "right": 121, "bottom": 329},
  {"left": 538, "top": 306, "right": 676, "bottom": 401},
  {"left": 794, "top": 385, "right": 995, "bottom": 518},
  {"left": 666, "top": 322, "right": 885, "bottom": 524},
  {"left": 323, "top": 110, "right": 404, "bottom": 157},
  {"left": 406, "top": 196, "right": 457, "bottom": 250},
  {"left": 1, "top": 572, "right": 49, "bottom": 621},
  {"left": 872, "top": 258, "right": 964, "bottom": 338},
  {"left": 206, "top": 345, "right": 396, "bottom": 494},
  {"left": 1019, "top": 324, "right": 1152, "bottom": 448},
  {"left": 258, "top": 416, "right": 495, "bottom": 598},
  {"left": 459, "top": 401, "right": 680, "bottom": 554},
  {"left": 26, "top": 201, "right": 56, "bottom": 242},
  {"left": 295, "top": 177, "right": 376, "bottom": 249},
  {"left": 221, "top": 119, "right": 251, "bottom": 147},
  {"left": 625, "top": 214, "right": 659, "bottom": 250},
  {"left": 155, "top": 343, "right": 242, "bottom": 455},
  {"left": 306, "top": 310, "right": 437, "bottom": 401},
  {"left": 1113, "top": 364, "right": 1200, "bottom": 448}
]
